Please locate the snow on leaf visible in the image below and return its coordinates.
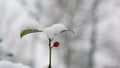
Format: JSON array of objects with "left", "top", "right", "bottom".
[
  {"left": 43, "top": 23, "right": 68, "bottom": 39},
  {"left": 20, "top": 29, "right": 42, "bottom": 38},
  {"left": 0, "top": 60, "right": 31, "bottom": 68},
  {"left": 20, "top": 23, "right": 74, "bottom": 39}
]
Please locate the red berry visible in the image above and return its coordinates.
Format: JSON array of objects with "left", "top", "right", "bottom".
[{"left": 53, "top": 41, "right": 60, "bottom": 47}]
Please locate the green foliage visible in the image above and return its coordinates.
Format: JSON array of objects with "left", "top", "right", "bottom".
[
  {"left": 60, "top": 29, "right": 75, "bottom": 34},
  {"left": 20, "top": 29, "right": 42, "bottom": 38}
]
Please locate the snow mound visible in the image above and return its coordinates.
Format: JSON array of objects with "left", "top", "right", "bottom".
[{"left": 0, "top": 60, "right": 31, "bottom": 68}]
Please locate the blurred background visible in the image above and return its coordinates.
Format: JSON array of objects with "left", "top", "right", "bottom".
[{"left": 0, "top": 0, "right": 120, "bottom": 68}]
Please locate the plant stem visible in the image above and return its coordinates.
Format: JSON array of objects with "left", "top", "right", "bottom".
[{"left": 48, "top": 39, "right": 52, "bottom": 68}]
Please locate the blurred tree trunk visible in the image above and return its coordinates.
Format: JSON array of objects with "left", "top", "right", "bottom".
[{"left": 88, "top": 0, "right": 100, "bottom": 68}]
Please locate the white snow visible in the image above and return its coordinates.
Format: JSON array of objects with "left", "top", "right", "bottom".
[
  {"left": 43, "top": 23, "right": 68, "bottom": 39},
  {"left": 0, "top": 60, "right": 31, "bottom": 68},
  {"left": 20, "top": 18, "right": 40, "bottom": 32}
]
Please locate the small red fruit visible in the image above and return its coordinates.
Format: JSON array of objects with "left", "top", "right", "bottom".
[{"left": 53, "top": 41, "right": 60, "bottom": 47}]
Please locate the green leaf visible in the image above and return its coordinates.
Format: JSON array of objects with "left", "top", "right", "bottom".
[
  {"left": 60, "top": 29, "right": 75, "bottom": 34},
  {"left": 20, "top": 29, "right": 42, "bottom": 38}
]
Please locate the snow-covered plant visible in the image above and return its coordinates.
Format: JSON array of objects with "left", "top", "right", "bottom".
[
  {"left": 0, "top": 60, "right": 31, "bottom": 68},
  {"left": 20, "top": 23, "right": 74, "bottom": 68}
]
